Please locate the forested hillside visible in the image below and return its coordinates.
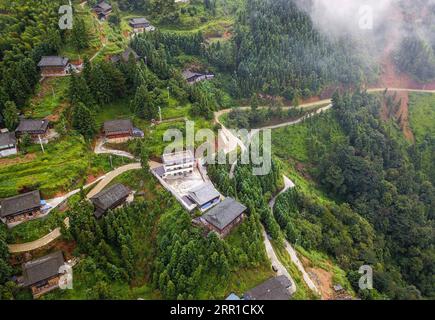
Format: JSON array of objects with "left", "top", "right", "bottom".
[
  {"left": 395, "top": 0, "right": 435, "bottom": 82},
  {"left": 272, "top": 91, "right": 435, "bottom": 299},
  {"left": 0, "top": 0, "right": 64, "bottom": 115},
  {"left": 0, "top": 0, "right": 434, "bottom": 302},
  {"left": 206, "top": 0, "right": 376, "bottom": 99}
]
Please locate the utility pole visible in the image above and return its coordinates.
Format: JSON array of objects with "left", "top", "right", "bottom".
[
  {"left": 167, "top": 86, "right": 170, "bottom": 104},
  {"left": 158, "top": 106, "right": 162, "bottom": 123},
  {"left": 38, "top": 135, "right": 45, "bottom": 153}
]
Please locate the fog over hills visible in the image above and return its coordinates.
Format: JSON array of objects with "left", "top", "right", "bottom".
[{"left": 294, "top": 0, "right": 435, "bottom": 83}]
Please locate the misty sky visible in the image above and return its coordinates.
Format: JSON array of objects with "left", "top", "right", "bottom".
[{"left": 299, "top": 0, "right": 395, "bottom": 36}]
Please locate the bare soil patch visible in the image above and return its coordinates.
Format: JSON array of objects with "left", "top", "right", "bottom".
[
  {"left": 0, "top": 153, "right": 36, "bottom": 166},
  {"left": 381, "top": 91, "right": 414, "bottom": 142},
  {"left": 308, "top": 267, "right": 334, "bottom": 300}
]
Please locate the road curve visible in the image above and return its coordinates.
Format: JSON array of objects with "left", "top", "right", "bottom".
[
  {"left": 214, "top": 87, "right": 435, "bottom": 154},
  {"left": 86, "top": 163, "right": 141, "bottom": 198},
  {"left": 8, "top": 227, "right": 63, "bottom": 254},
  {"left": 215, "top": 88, "right": 435, "bottom": 297},
  {"left": 8, "top": 163, "right": 142, "bottom": 253},
  {"left": 214, "top": 87, "right": 435, "bottom": 128}
]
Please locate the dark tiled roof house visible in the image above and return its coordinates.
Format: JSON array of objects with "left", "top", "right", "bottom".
[
  {"left": 188, "top": 182, "right": 221, "bottom": 211},
  {"left": 93, "top": 1, "right": 112, "bottom": 19},
  {"left": 182, "top": 70, "right": 214, "bottom": 84},
  {"left": 244, "top": 275, "right": 293, "bottom": 300},
  {"left": 0, "top": 190, "right": 42, "bottom": 224},
  {"left": 129, "top": 17, "right": 150, "bottom": 29},
  {"left": 37, "top": 56, "right": 69, "bottom": 76},
  {"left": 111, "top": 48, "right": 140, "bottom": 64},
  {"left": 103, "top": 119, "right": 133, "bottom": 143},
  {"left": 90, "top": 183, "right": 130, "bottom": 218},
  {"left": 22, "top": 251, "right": 65, "bottom": 298},
  {"left": 15, "top": 119, "right": 49, "bottom": 136},
  {"left": 199, "top": 197, "right": 246, "bottom": 237}
]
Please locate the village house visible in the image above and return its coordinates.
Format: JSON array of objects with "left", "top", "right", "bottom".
[
  {"left": 90, "top": 183, "right": 131, "bottom": 219},
  {"left": 15, "top": 119, "right": 50, "bottom": 143},
  {"left": 187, "top": 182, "right": 221, "bottom": 212},
  {"left": 129, "top": 17, "right": 155, "bottom": 33},
  {"left": 244, "top": 275, "right": 293, "bottom": 300},
  {"left": 182, "top": 70, "right": 214, "bottom": 84},
  {"left": 93, "top": 1, "right": 112, "bottom": 20},
  {"left": 0, "top": 190, "right": 43, "bottom": 226},
  {"left": 21, "top": 251, "right": 66, "bottom": 298},
  {"left": 198, "top": 197, "right": 246, "bottom": 238},
  {"left": 110, "top": 47, "right": 140, "bottom": 64},
  {"left": 0, "top": 131, "right": 17, "bottom": 158},
  {"left": 103, "top": 119, "right": 134, "bottom": 143},
  {"left": 162, "top": 150, "right": 195, "bottom": 179},
  {"left": 37, "top": 56, "right": 70, "bottom": 77}
]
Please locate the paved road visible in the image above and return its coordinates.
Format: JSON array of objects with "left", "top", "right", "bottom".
[
  {"left": 214, "top": 87, "right": 435, "bottom": 153},
  {"left": 283, "top": 239, "right": 320, "bottom": 296},
  {"left": 268, "top": 175, "right": 295, "bottom": 209},
  {"left": 94, "top": 138, "right": 136, "bottom": 159},
  {"left": 268, "top": 175, "right": 320, "bottom": 296},
  {"left": 87, "top": 163, "right": 141, "bottom": 198},
  {"left": 45, "top": 177, "right": 105, "bottom": 212},
  {"left": 8, "top": 228, "right": 64, "bottom": 253},
  {"left": 261, "top": 227, "right": 297, "bottom": 295},
  {"left": 8, "top": 163, "right": 142, "bottom": 253},
  {"left": 215, "top": 102, "right": 333, "bottom": 154}
]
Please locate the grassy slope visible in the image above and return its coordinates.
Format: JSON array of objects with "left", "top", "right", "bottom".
[
  {"left": 0, "top": 135, "right": 132, "bottom": 198},
  {"left": 26, "top": 77, "right": 70, "bottom": 118},
  {"left": 408, "top": 93, "right": 435, "bottom": 143},
  {"left": 408, "top": 93, "right": 435, "bottom": 182},
  {"left": 272, "top": 111, "right": 346, "bottom": 163}
]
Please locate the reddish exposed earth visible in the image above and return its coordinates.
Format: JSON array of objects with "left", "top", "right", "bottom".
[
  {"left": 380, "top": 91, "right": 414, "bottom": 142},
  {"left": 375, "top": 3, "right": 435, "bottom": 90}
]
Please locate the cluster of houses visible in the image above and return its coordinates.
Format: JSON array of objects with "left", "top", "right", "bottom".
[
  {"left": 152, "top": 150, "right": 247, "bottom": 238},
  {"left": 1, "top": 1, "right": 236, "bottom": 300},
  {"left": 93, "top": 1, "right": 156, "bottom": 33}
]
